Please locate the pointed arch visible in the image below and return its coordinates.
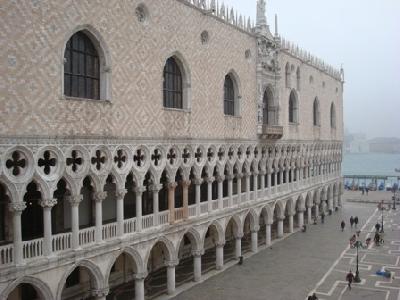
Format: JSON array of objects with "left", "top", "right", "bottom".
[
  {"left": 313, "top": 97, "right": 320, "bottom": 126},
  {"left": 289, "top": 89, "right": 298, "bottom": 124},
  {"left": 330, "top": 102, "right": 336, "bottom": 128}
]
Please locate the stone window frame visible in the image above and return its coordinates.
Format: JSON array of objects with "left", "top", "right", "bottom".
[
  {"left": 288, "top": 89, "right": 299, "bottom": 125},
  {"left": 162, "top": 52, "right": 192, "bottom": 112},
  {"left": 223, "top": 70, "right": 242, "bottom": 118},
  {"left": 60, "top": 25, "right": 112, "bottom": 103}
]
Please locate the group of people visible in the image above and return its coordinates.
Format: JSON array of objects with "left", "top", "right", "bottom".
[{"left": 340, "top": 215, "right": 359, "bottom": 232}]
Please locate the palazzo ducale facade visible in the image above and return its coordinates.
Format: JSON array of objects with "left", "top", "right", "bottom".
[{"left": 0, "top": 0, "right": 344, "bottom": 299}]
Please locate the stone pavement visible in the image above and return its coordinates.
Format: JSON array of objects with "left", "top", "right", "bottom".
[{"left": 165, "top": 199, "right": 399, "bottom": 300}]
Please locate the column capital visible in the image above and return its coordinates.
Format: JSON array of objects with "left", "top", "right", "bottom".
[
  {"left": 297, "top": 208, "right": 306, "bottom": 213},
  {"left": 193, "top": 178, "right": 203, "bottom": 185},
  {"left": 205, "top": 176, "right": 215, "bottom": 184},
  {"left": 215, "top": 241, "right": 225, "bottom": 248},
  {"left": 259, "top": 171, "right": 266, "bottom": 176},
  {"left": 134, "top": 186, "right": 147, "bottom": 194},
  {"left": 251, "top": 225, "right": 260, "bottom": 233},
  {"left": 191, "top": 249, "right": 204, "bottom": 257},
  {"left": 93, "top": 191, "right": 107, "bottom": 202},
  {"left": 167, "top": 182, "right": 178, "bottom": 190},
  {"left": 182, "top": 180, "right": 191, "bottom": 188},
  {"left": 225, "top": 174, "right": 235, "bottom": 181},
  {"left": 92, "top": 288, "right": 109, "bottom": 298},
  {"left": 235, "top": 234, "right": 244, "bottom": 240},
  {"left": 278, "top": 216, "right": 285, "bottom": 221},
  {"left": 165, "top": 259, "right": 179, "bottom": 267},
  {"left": 236, "top": 173, "right": 243, "bottom": 179},
  {"left": 66, "top": 194, "right": 83, "bottom": 206},
  {"left": 216, "top": 175, "right": 225, "bottom": 183},
  {"left": 150, "top": 183, "right": 163, "bottom": 192},
  {"left": 115, "top": 188, "right": 127, "bottom": 199},
  {"left": 9, "top": 201, "right": 26, "bottom": 213},
  {"left": 133, "top": 272, "right": 148, "bottom": 280},
  {"left": 253, "top": 171, "right": 259, "bottom": 176},
  {"left": 40, "top": 198, "right": 58, "bottom": 208}
]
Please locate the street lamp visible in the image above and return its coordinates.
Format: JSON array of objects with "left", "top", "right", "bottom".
[
  {"left": 351, "top": 239, "right": 367, "bottom": 283},
  {"left": 392, "top": 189, "right": 398, "bottom": 210},
  {"left": 378, "top": 200, "right": 385, "bottom": 233}
]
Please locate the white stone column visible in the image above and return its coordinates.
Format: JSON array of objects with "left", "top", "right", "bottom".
[
  {"left": 217, "top": 175, "right": 224, "bottom": 210},
  {"left": 67, "top": 195, "right": 82, "bottom": 250},
  {"left": 251, "top": 226, "right": 259, "bottom": 253},
  {"left": 285, "top": 169, "right": 290, "bottom": 191},
  {"left": 166, "top": 260, "right": 178, "bottom": 295},
  {"left": 41, "top": 198, "right": 57, "bottom": 257},
  {"left": 167, "top": 182, "right": 177, "bottom": 224},
  {"left": 134, "top": 273, "right": 146, "bottom": 300},
  {"left": 216, "top": 242, "right": 224, "bottom": 270},
  {"left": 192, "top": 250, "right": 203, "bottom": 282},
  {"left": 135, "top": 186, "right": 146, "bottom": 231},
  {"left": 260, "top": 172, "right": 266, "bottom": 193},
  {"left": 265, "top": 223, "right": 272, "bottom": 246},
  {"left": 278, "top": 171, "right": 282, "bottom": 192},
  {"left": 288, "top": 214, "right": 294, "bottom": 233},
  {"left": 236, "top": 174, "right": 242, "bottom": 203},
  {"left": 207, "top": 177, "right": 214, "bottom": 212},
  {"left": 116, "top": 189, "right": 127, "bottom": 237},
  {"left": 307, "top": 207, "right": 312, "bottom": 224},
  {"left": 94, "top": 191, "right": 107, "bottom": 244},
  {"left": 315, "top": 204, "right": 320, "bottom": 218},
  {"left": 194, "top": 179, "right": 202, "bottom": 216},
  {"left": 235, "top": 235, "right": 242, "bottom": 259},
  {"left": 10, "top": 202, "right": 26, "bottom": 266},
  {"left": 182, "top": 180, "right": 190, "bottom": 219},
  {"left": 277, "top": 217, "right": 284, "bottom": 238},
  {"left": 227, "top": 175, "right": 233, "bottom": 207},
  {"left": 298, "top": 209, "right": 304, "bottom": 228},
  {"left": 328, "top": 198, "right": 333, "bottom": 211},
  {"left": 245, "top": 173, "right": 250, "bottom": 201},
  {"left": 267, "top": 172, "right": 272, "bottom": 197},
  {"left": 151, "top": 184, "right": 162, "bottom": 226},
  {"left": 253, "top": 172, "right": 258, "bottom": 200}
]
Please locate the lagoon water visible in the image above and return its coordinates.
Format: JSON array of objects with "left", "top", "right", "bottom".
[{"left": 343, "top": 153, "right": 400, "bottom": 176}]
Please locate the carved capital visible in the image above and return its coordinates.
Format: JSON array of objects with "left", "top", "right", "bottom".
[
  {"left": 278, "top": 216, "right": 285, "bottom": 221},
  {"left": 205, "top": 176, "right": 215, "bottom": 184},
  {"left": 40, "top": 198, "right": 58, "bottom": 208},
  {"left": 115, "top": 188, "right": 127, "bottom": 200},
  {"left": 193, "top": 178, "right": 203, "bottom": 185},
  {"left": 215, "top": 241, "right": 225, "bottom": 248},
  {"left": 216, "top": 175, "right": 225, "bottom": 183},
  {"left": 92, "top": 288, "right": 109, "bottom": 298},
  {"left": 251, "top": 225, "right": 260, "bottom": 233},
  {"left": 134, "top": 186, "right": 147, "bottom": 194},
  {"left": 191, "top": 249, "right": 204, "bottom": 257},
  {"left": 182, "top": 180, "right": 191, "bottom": 188},
  {"left": 93, "top": 191, "right": 107, "bottom": 203},
  {"left": 133, "top": 272, "right": 148, "bottom": 280},
  {"left": 150, "top": 184, "right": 163, "bottom": 192},
  {"left": 67, "top": 194, "right": 83, "bottom": 206},
  {"left": 167, "top": 182, "right": 178, "bottom": 190},
  {"left": 225, "top": 174, "right": 235, "bottom": 181},
  {"left": 165, "top": 259, "right": 179, "bottom": 268},
  {"left": 9, "top": 201, "right": 26, "bottom": 213},
  {"left": 236, "top": 173, "right": 243, "bottom": 179}
]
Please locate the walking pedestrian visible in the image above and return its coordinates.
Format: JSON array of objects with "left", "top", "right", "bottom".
[
  {"left": 321, "top": 212, "right": 325, "bottom": 224},
  {"left": 361, "top": 187, "right": 364, "bottom": 195},
  {"left": 350, "top": 216, "right": 354, "bottom": 228},
  {"left": 346, "top": 270, "right": 355, "bottom": 290},
  {"left": 341, "top": 220, "right": 345, "bottom": 232},
  {"left": 354, "top": 216, "right": 359, "bottom": 228},
  {"left": 350, "top": 234, "right": 356, "bottom": 246},
  {"left": 309, "top": 293, "right": 318, "bottom": 300},
  {"left": 375, "top": 223, "right": 381, "bottom": 232},
  {"left": 366, "top": 187, "right": 369, "bottom": 195}
]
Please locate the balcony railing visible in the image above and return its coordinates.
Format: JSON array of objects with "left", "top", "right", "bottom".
[{"left": 258, "top": 125, "right": 284, "bottom": 140}]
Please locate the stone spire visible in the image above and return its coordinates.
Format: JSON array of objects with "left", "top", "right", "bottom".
[{"left": 256, "top": 0, "right": 267, "bottom": 27}]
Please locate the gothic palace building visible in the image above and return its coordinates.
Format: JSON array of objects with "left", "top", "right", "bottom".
[{"left": 0, "top": 0, "right": 344, "bottom": 299}]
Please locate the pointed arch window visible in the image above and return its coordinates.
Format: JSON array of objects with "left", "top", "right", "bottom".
[
  {"left": 64, "top": 31, "right": 100, "bottom": 100},
  {"left": 313, "top": 97, "right": 320, "bottom": 126},
  {"left": 263, "top": 87, "right": 275, "bottom": 125},
  {"left": 163, "top": 57, "right": 183, "bottom": 109},
  {"left": 330, "top": 102, "right": 336, "bottom": 128},
  {"left": 296, "top": 67, "right": 301, "bottom": 91},
  {"left": 285, "top": 63, "right": 291, "bottom": 88},
  {"left": 289, "top": 90, "right": 298, "bottom": 124},
  {"left": 224, "top": 74, "right": 235, "bottom": 116}
]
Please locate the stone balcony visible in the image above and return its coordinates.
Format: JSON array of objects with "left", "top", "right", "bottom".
[{"left": 258, "top": 125, "right": 284, "bottom": 140}]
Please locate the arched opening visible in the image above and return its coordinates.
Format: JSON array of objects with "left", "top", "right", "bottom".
[
  {"left": 7, "top": 283, "right": 43, "bottom": 300},
  {"left": 258, "top": 211, "right": 267, "bottom": 246},
  {"left": 61, "top": 266, "right": 98, "bottom": 300},
  {"left": 285, "top": 62, "right": 291, "bottom": 88},
  {"left": 0, "top": 183, "right": 11, "bottom": 246},
  {"left": 224, "top": 74, "right": 235, "bottom": 116},
  {"left": 124, "top": 173, "right": 137, "bottom": 221},
  {"left": 296, "top": 67, "right": 301, "bottom": 90},
  {"left": 202, "top": 225, "right": 219, "bottom": 273},
  {"left": 263, "top": 87, "right": 275, "bottom": 125},
  {"left": 241, "top": 214, "right": 252, "bottom": 254},
  {"left": 257, "top": 164, "right": 262, "bottom": 190},
  {"left": 174, "top": 169, "right": 184, "bottom": 211},
  {"left": 80, "top": 177, "right": 95, "bottom": 231},
  {"left": 211, "top": 167, "right": 218, "bottom": 204},
  {"left": 176, "top": 232, "right": 197, "bottom": 286},
  {"left": 271, "top": 205, "right": 281, "bottom": 240},
  {"left": 232, "top": 164, "right": 239, "bottom": 196},
  {"left": 103, "top": 175, "right": 117, "bottom": 226},
  {"left": 283, "top": 202, "right": 292, "bottom": 234},
  {"left": 224, "top": 218, "right": 239, "bottom": 263},
  {"left": 22, "top": 182, "right": 43, "bottom": 241},
  {"left": 289, "top": 90, "right": 298, "bottom": 124},
  {"left": 163, "top": 57, "right": 183, "bottom": 109},
  {"left": 223, "top": 166, "right": 229, "bottom": 198},
  {"left": 107, "top": 253, "right": 138, "bottom": 299},
  {"left": 145, "top": 241, "right": 171, "bottom": 298},
  {"left": 200, "top": 168, "right": 208, "bottom": 205},
  {"left": 313, "top": 97, "right": 320, "bottom": 126},
  {"left": 188, "top": 168, "right": 196, "bottom": 206},
  {"left": 159, "top": 170, "right": 169, "bottom": 213},
  {"left": 241, "top": 165, "right": 247, "bottom": 194},
  {"left": 249, "top": 165, "right": 255, "bottom": 192},
  {"left": 330, "top": 102, "right": 336, "bottom": 129}
]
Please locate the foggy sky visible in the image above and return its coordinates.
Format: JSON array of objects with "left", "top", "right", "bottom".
[{"left": 224, "top": 0, "right": 400, "bottom": 139}]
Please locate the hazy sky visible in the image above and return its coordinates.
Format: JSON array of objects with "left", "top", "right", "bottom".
[{"left": 224, "top": 0, "right": 400, "bottom": 139}]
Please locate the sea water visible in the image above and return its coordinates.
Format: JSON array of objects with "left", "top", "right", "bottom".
[{"left": 343, "top": 153, "right": 400, "bottom": 176}]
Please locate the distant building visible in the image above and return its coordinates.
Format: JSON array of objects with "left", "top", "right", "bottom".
[
  {"left": 369, "top": 138, "right": 400, "bottom": 153},
  {"left": 345, "top": 133, "right": 369, "bottom": 153}
]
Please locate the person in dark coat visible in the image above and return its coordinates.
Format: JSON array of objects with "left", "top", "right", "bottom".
[
  {"left": 350, "top": 216, "right": 354, "bottom": 228},
  {"left": 346, "top": 270, "right": 355, "bottom": 290},
  {"left": 354, "top": 216, "right": 359, "bottom": 227},
  {"left": 375, "top": 223, "right": 381, "bottom": 232},
  {"left": 341, "top": 220, "right": 345, "bottom": 232}
]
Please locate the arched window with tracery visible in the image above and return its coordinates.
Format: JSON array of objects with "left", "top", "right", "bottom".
[
  {"left": 285, "top": 63, "right": 291, "bottom": 88},
  {"left": 64, "top": 31, "right": 100, "bottom": 100},
  {"left": 224, "top": 74, "right": 235, "bottom": 116},
  {"left": 288, "top": 90, "right": 298, "bottom": 124},
  {"left": 296, "top": 67, "right": 301, "bottom": 91},
  {"left": 263, "top": 88, "right": 275, "bottom": 125},
  {"left": 313, "top": 97, "right": 320, "bottom": 126},
  {"left": 330, "top": 102, "right": 336, "bottom": 128},
  {"left": 163, "top": 57, "right": 183, "bottom": 109}
]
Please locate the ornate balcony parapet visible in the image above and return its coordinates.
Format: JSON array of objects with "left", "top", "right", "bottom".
[{"left": 258, "top": 125, "right": 284, "bottom": 140}]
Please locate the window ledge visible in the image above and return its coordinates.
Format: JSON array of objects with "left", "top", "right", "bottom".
[
  {"left": 224, "top": 114, "right": 242, "bottom": 119},
  {"left": 61, "top": 96, "right": 112, "bottom": 104},
  {"left": 313, "top": 125, "right": 321, "bottom": 128},
  {"left": 162, "top": 107, "right": 191, "bottom": 113},
  {"left": 288, "top": 122, "right": 299, "bottom": 126}
]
